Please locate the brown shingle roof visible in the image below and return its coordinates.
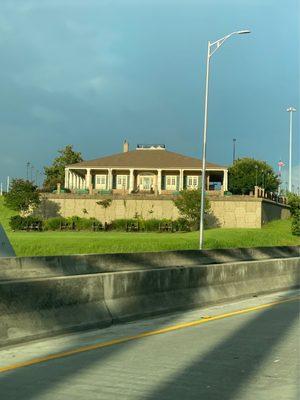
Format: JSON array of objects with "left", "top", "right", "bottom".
[{"left": 68, "top": 150, "right": 227, "bottom": 170}]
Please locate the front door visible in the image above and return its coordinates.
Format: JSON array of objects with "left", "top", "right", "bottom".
[{"left": 140, "top": 176, "right": 154, "bottom": 191}]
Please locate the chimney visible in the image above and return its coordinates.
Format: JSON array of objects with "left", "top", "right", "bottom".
[{"left": 123, "top": 140, "right": 129, "bottom": 153}]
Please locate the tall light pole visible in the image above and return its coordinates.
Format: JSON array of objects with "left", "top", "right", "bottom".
[
  {"left": 287, "top": 107, "right": 296, "bottom": 192},
  {"left": 232, "top": 138, "right": 237, "bottom": 163},
  {"left": 26, "top": 162, "right": 30, "bottom": 181},
  {"left": 199, "top": 29, "right": 251, "bottom": 250}
]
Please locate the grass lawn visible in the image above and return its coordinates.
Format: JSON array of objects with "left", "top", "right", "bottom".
[{"left": 0, "top": 197, "right": 299, "bottom": 257}]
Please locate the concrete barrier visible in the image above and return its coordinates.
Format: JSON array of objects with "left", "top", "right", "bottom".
[
  {"left": 0, "top": 255, "right": 299, "bottom": 347},
  {"left": 103, "top": 257, "right": 300, "bottom": 322},
  {"left": 0, "top": 274, "right": 112, "bottom": 346},
  {"left": 0, "top": 246, "right": 299, "bottom": 281}
]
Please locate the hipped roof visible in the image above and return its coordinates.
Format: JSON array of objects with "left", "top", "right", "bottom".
[{"left": 68, "top": 149, "right": 227, "bottom": 170}]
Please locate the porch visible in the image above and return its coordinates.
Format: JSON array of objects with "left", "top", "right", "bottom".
[{"left": 64, "top": 167, "right": 228, "bottom": 194}]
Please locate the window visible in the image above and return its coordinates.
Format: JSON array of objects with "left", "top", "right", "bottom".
[
  {"left": 116, "top": 175, "right": 128, "bottom": 189},
  {"left": 187, "top": 176, "right": 199, "bottom": 189},
  {"left": 95, "top": 174, "right": 107, "bottom": 189},
  {"left": 165, "top": 175, "right": 177, "bottom": 190}
]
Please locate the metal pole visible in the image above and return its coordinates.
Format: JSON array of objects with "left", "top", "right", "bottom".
[
  {"left": 6, "top": 176, "right": 10, "bottom": 193},
  {"left": 233, "top": 138, "right": 236, "bottom": 163},
  {"left": 199, "top": 41, "right": 211, "bottom": 250},
  {"left": 26, "top": 162, "right": 30, "bottom": 180},
  {"left": 288, "top": 111, "right": 293, "bottom": 192}
]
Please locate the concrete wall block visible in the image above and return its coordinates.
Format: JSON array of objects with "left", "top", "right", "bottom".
[{"left": 0, "top": 254, "right": 299, "bottom": 347}]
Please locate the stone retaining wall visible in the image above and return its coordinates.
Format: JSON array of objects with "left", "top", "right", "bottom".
[{"left": 37, "top": 194, "right": 290, "bottom": 228}]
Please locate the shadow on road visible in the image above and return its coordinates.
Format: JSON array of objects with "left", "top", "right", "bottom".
[
  {"left": 0, "top": 292, "right": 299, "bottom": 400},
  {"left": 145, "top": 293, "right": 300, "bottom": 400}
]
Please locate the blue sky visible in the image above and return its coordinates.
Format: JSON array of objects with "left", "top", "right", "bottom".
[{"left": 0, "top": 0, "right": 299, "bottom": 189}]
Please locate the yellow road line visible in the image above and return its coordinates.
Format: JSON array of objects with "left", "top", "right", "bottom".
[{"left": 0, "top": 295, "right": 299, "bottom": 374}]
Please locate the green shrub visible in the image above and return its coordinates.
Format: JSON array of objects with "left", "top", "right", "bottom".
[
  {"left": 9, "top": 215, "right": 43, "bottom": 230},
  {"left": 74, "top": 217, "right": 101, "bottom": 230},
  {"left": 173, "top": 189, "right": 210, "bottom": 228},
  {"left": 43, "top": 216, "right": 102, "bottom": 231},
  {"left": 9, "top": 215, "right": 27, "bottom": 230},
  {"left": 173, "top": 218, "right": 190, "bottom": 231},
  {"left": 43, "top": 217, "right": 66, "bottom": 231},
  {"left": 111, "top": 219, "right": 136, "bottom": 231},
  {"left": 291, "top": 211, "right": 300, "bottom": 236},
  {"left": 109, "top": 218, "right": 190, "bottom": 232},
  {"left": 142, "top": 219, "right": 161, "bottom": 232},
  {"left": 287, "top": 193, "right": 300, "bottom": 217}
]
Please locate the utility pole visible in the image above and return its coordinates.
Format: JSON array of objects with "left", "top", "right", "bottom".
[{"left": 6, "top": 176, "right": 10, "bottom": 193}]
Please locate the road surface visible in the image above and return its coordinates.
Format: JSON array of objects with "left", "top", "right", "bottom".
[{"left": 0, "top": 290, "right": 299, "bottom": 400}]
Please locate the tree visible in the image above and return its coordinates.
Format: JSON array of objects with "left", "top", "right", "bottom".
[
  {"left": 44, "top": 145, "right": 83, "bottom": 190},
  {"left": 96, "top": 199, "right": 112, "bottom": 225},
  {"left": 228, "top": 158, "right": 279, "bottom": 195},
  {"left": 173, "top": 189, "right": 210, "bottom": 229},
  {"left": 4, "top": 179, "right": 40, "bottom": 213}
]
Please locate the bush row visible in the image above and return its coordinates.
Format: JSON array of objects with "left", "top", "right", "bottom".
[
  {"left": 9, "top": 216, "right": 190, "bottom": 232},
  {"left": 287, "top": 194, "right": 300, "bottom": 236},
  {"left": 110, "top": 218, "right": 190, "bottom": 232},
  {"left": 291, "top": 211, "right": 300, "bottom": 236}
]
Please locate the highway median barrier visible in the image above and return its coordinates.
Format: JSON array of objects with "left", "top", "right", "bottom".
[
  {"left": 0, "top": 247, "right": 299, "bottom": 347},
  {"left": 0, "top": 246, "right": 299, "bottom": 281}
]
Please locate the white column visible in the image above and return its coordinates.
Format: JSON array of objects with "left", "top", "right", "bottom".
[
  {"left": 129, "top": 169, "right": 134, "bottom": 193},
  {"left": 64, "top": 168, "right": 69, "bottom": 189},
  {"left": 86, "top": 169, "right": 91, "bottom": 190},
  {"left": 223, "top": 170, "right": 228, "bottom": 191},
  {"left": 108, "top": 168, "right": 113, "bottom": 190},
  {"left": 157, "top": 169, "right": 162, "bottom": 194},
  {"left": 68, "top": 170, "right": 71, "bottom": 189},
  {"left": 206, "top": 174, "right": 210, "bottom": 191},
  {"left": 179, "top": 169, "right": 184, "bottom": 191},
  {"left": 69, "top": 172, "right": 73, "bottom": 189}
]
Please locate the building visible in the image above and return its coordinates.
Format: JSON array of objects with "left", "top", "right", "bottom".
[{"left": 65, "top": 141, "right": 228, "bottom": 194}]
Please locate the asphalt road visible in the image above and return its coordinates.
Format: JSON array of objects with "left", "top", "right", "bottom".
[{"left": 0, "top": 290, "right": 299, "bottom": 400}]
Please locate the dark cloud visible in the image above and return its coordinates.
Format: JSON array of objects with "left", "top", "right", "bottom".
[{"left": 0, "top": 0, "right": 299, "bottom": 186}]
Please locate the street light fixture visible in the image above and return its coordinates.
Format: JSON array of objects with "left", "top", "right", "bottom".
[
  {"left": 287, "top": 107, "right": 296, "bottom": 192},
  {"left": 199, "top": 29, "right": 251, "bottom": 250}
]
